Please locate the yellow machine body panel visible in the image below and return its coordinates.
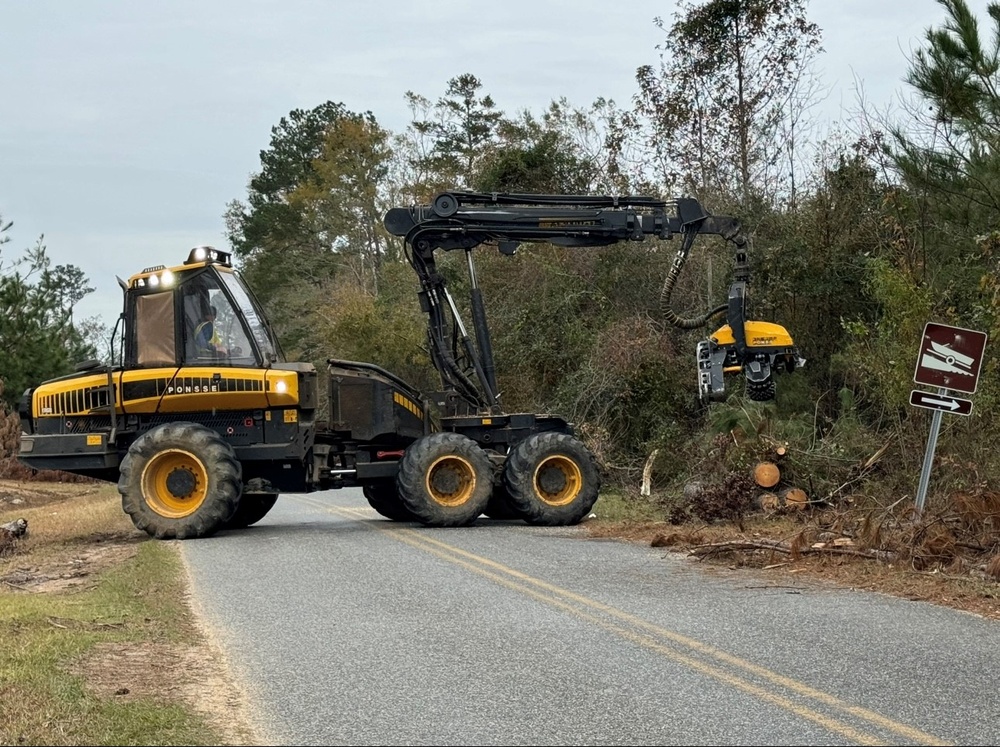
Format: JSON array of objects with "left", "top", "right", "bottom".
[
  {"left": 710, "top": 321, "right": 795, "bottom": 349},
  {"left": 32, "top": 367, "right": 302, "bottom": 419}
]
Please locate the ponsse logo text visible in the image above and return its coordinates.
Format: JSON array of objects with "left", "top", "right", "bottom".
[{"left": 167, "top": 384, "right": 219, "bottom": 394}]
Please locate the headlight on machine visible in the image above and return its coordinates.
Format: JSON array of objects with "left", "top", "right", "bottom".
[{"left": 265, "top": 372, "right": 299, "bottom": 406}]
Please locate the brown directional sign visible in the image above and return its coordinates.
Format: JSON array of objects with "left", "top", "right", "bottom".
[
  {"left": 913, "top": 322, "right": 988, "bottom": 394},
  {"left": 909, "top": 389, "right": 973, "bottom": 416}
]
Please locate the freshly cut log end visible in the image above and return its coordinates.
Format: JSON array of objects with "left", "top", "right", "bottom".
[
  {"left": 781, "top": 487, "right": 808, "bottom": 510},
  {"left": 753, "top": 461, "right": 781, "bottom": 489}
]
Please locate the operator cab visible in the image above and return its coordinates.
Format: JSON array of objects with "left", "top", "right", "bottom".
[{"left": 125, "top": 246, "right": 282, "bottom": 369}]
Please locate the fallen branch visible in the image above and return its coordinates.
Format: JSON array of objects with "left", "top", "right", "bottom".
[
  {"left": 640, "top": 449, "right": 659, "bottom": 497},
  {"left": 688, "top": 539, "right": 896, "bottom": 562}
]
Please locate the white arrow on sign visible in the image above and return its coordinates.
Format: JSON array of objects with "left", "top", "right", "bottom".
[
  {"left": 909, "top": 389, "right": 973, "bottom": 416},
  {"left": 921, "top": 395, "right": 960, "bottom": 410}
]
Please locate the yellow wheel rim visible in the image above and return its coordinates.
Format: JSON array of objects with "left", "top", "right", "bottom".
[
  {"left": 533, "top": 455, "right": 582, "bottom": 506},
  {"left": 140, "top": 449, "right": 209, "bottom": 518},
  {"left": 425, "top": 455, "right": 477, "bottom": 507}
]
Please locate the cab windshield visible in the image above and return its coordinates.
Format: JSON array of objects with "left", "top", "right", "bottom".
[{"left": 219, "top": 271, "right": 279, "bottom": 363}]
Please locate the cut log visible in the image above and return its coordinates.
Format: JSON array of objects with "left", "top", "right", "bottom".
[
  {"left": 756, "top": 492, "right": 780, "bottom": 512},
  {"left": 781, "top": 487, "right": 808, "bottom": 510},
  {"left": 753, "top": 461, "right": 781, "bottom": 489}
]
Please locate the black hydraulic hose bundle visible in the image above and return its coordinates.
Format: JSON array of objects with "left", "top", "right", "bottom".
[
  {"left": 657, "top": 229, "right": 729, "bottom": 331},
  {"left": 405, "top": 241, "right": 484, "bottom": 409},
  {"left": 658, "top": 212, "right": 752, "bottom": 337}
]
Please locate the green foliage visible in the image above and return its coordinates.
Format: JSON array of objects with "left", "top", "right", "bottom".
[
  {"left": 886, "top": 0, "right": 1000, "bottom": 353},
  {"left": 833, "top": 258, "right": 933, "bottom": 421},
  {"left": 403, "top": 74, "right": 503, "bottom": 189},
  {"left": 751, "top": 146, "right": 890, "bottom": 419},
  {"left": 319, "top": 263, "right": 435, "bottom": 392},
  {"left": 225, "top": 101, "right": 394, "bottom": 307},
  {"left": 226, "top": 102, "right": 350, "bottom": 256},
  {"left": 474, "top": 108, "right": 598, "bottom": 193},
  {"left": 223, "top": 6, "right": 1000, "bottom": 506},
  {"left": 893, "top": 0, "right": 1000, "bottom": 219},
  {"left": 0, "top": 221, "right": 97, "bottom": 406},
  {"left": 633, "top": 0, "right": 822, "bottom": 203},
  {"left": 478, "top": 245, "right": 599, "bottom": 411}
]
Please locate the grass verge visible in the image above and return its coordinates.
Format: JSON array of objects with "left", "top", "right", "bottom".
[{"left": 0, "top": 482, "right": 254, "bottom": 747}]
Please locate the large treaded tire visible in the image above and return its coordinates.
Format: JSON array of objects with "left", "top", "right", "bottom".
[
  {"left": 397, "top": 432, "right": 493, "bottom": 527},
  {"left": 503, "top": 432, "right": 600, "bottom": 526},
  {"left": 364, "top": 483, "right": 419, "bottom": 522},
  {"left": 118, "top": 422, "right": 242, "bottom": 540},
  {"left": 222, "top": 493, "right": 278, "bottom": 530}
]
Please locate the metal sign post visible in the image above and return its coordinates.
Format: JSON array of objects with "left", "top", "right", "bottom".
[
  {"left": 910, "top": 322, "right": 988, "bottom": 515},
  {"left": 914, "top": 388, "right": 946, "bottom": 514}
]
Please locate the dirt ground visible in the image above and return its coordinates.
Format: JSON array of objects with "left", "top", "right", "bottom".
[{"left": 3, "top": 480, "right": 1000, "bottom": 745}]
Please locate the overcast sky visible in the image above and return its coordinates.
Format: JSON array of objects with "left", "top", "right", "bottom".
[{"left": 0, "top": 0, "right": 992, "bottom": 327}]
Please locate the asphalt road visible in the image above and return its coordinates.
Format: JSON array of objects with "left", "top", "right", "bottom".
[{"left": 182, "top": 489, "right": 1000, "bottom": 746}]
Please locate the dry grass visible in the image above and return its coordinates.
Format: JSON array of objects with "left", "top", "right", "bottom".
[
  {"left": 0, "top": 480, "right": 138, "bottom": 574},
  {"left": 588, "top": 489, "right": 1000, "bottom": 621}
]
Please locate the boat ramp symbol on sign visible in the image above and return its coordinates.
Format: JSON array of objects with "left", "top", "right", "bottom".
[
  {"left": 923, "top": 341, "right": 975, "bottom": 376},
  {"left": 913, "top": 322, "right": 988, "bottom": 394}
]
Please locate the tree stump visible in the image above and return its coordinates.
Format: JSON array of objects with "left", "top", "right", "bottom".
[{"left": 0, "top": 518, "right": 27, "bottom": 556}]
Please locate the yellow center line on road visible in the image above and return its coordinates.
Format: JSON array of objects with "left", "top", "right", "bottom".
[{"left": 300, "top": 498, "right": 950, "bottom": 746}]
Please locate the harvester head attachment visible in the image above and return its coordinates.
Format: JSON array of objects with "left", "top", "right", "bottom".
[{"left": 697, "top": 321, "right": 805, "bottom": 402}]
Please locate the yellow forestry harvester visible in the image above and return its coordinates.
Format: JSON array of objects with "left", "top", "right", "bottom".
[{"left": 17, "top": 192, "right": 803, "bottom": 539}]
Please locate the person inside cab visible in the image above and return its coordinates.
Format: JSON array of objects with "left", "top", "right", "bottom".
[{"left": 194, "top": 305, "right": 227, "bottom": 357}]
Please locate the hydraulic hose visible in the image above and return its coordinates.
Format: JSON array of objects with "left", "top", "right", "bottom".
[{"left": 658, "top": 230, "right": 727, "bottom": 330}]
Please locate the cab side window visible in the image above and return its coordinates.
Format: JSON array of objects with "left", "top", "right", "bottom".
[{"left": 135, "top": 291, "right": 176, "bottom": 367}]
